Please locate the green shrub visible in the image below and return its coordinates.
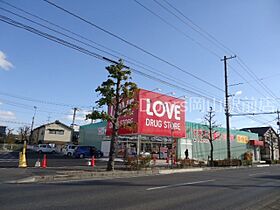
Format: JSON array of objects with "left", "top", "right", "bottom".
[
  {"left": 178, "top": 159, "right": 197, "bottom": 168},
  {"left": 272, "top": 160, "right": 280, "bottom": 164},
  {"left": 242, "top": 160, "right": 252, "bottom": 166},
  {"left": 213, "top": 159, "right": 241, "bottom": 167},
  {"left": 125, "top": 156, "right": 151, "bottom": 170}
]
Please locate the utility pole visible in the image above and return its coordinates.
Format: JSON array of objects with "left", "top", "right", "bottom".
[
  {"left": 91, "top": 107, "right": 94, "bottom": 123},
  {"left": 71, "top": 107, "right": 78, "bottom": 144},
  {"left": 71, "top": 107, "right": 78, "bottom": 128},
  {"left": 221, "top": 55, "right": 236, "bottom": 160},
  {"left": 277, "top": 110, "right": 280, "bottom": 160}
]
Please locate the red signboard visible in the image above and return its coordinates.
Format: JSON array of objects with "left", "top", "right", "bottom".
[
  {"left": 106, "top": 89, "right": 186, "bottom": 138},
  {"left": 106, "top": 96, "right": 138, "bottom": 136},
  {"left": 138, "top": 89, "right": 186, "bottom": 137},
  {"left": 250, "top": 140, "right": 264, "bottom": 147}
]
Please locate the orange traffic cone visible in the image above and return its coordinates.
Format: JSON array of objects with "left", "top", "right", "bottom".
[
  {"left": 42, "top": 154, "right": 47, "bottom": 168},
  {"left": 91, "top": 156, "right": 95, "bottom": 167}
]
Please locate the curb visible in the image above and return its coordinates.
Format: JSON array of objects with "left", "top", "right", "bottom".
[
  {"left": 256, "top": 164, "right": 270, "bottom": 167},
  {"left": 7, "top": 164, "right": 275, "bottom": 184},
  {"left": 6, "top": 177, "right": 36, "bottom": 184},
  {"left": 9, "top": 170, "right": 157, "bottom": 184},
  {"left": 158, "top": 168, "right": 203, "bottom": 174}
]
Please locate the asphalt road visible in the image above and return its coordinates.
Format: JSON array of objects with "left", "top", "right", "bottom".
[
  {"left": 0, "top": 166, "right": 279, "bottom": 210},
  {"left": 0, "top": 151, "right": 105, "bottom": 168}
]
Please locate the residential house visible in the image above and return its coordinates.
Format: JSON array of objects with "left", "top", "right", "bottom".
[
  {"left": 0, "top": 125, "right": 6, "bottom": 143},
  {"left": 32, "top": 120, "right": 73, "bottom": 146},
  {"left": 241, "top": 127, "right": 279, "bottom": 161}
]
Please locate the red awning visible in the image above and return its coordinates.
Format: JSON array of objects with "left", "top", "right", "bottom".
[{"left": 250, "top": 140, "right": 264, "bottom": 147}]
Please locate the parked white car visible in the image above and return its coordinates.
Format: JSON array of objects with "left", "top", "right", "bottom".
[
  {"left": 62, "top": 144, "right": 77, "bottom": 156},
  {"left": 34, "top": 144, "right": 56, "bottom": 153}
]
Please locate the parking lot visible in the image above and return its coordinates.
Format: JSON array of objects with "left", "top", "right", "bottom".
[{"left": 0, "top": 150, "right": 112, "bottom": 168}]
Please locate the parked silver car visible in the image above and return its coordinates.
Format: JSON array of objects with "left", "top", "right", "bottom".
[
  {"left": 34, "top": 144, "right": 56, "bottom": 153},
  {"left": 61, "top": 144, "right": 77, "bottom": 156}
]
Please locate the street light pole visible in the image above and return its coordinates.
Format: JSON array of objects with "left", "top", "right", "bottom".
[
  {"left": 277, "top": 110, "right": 280, "bottom": 160},
  {"left": 30, "top": 106, "right": 37, "bottom": 144}
]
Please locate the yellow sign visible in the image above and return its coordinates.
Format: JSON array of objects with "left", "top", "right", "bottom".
[{"left": 236, "top": 135, "right": 249, "bottom": 144}]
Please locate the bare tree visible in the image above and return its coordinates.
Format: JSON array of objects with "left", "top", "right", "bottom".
[
  {"left": 6, "top": 128, "right": 15, "bottom": 144},
  {"left": 18, "top": 126, "right": 30, "bottom": 143},
  {"left": 204, "top": 107, "right": 220, "bottom": 167},
  {"left": 266, "top": 129, "right": 277, "bottom": 161}
]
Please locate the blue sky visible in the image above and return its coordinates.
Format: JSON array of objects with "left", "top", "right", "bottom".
[{"left": 1, "top": 0, "right": 280, "bottom": 132}]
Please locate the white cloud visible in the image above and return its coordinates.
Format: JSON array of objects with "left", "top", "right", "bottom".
[
  {"left": 66, "top": 109, "right": 92, "bottom": 124},
  {"left": 0, "top": 110, "right": 16, "bottom": 119},
  {"left": 0, "top": 51, "right": 14, "bottom": 71}
]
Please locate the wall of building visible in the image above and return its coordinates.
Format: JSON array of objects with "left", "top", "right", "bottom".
[
  {"left": 80, "top": 121, "right": 260, "bottom": 161},
  {"left": 177, "top": 122, "right": 259, "bottom": 161},
  {"left": 44, "top": 123, "right": 72, "bottom": 144},
  {"left": 262, "top": 130, "right": 279, "bottom": 161},
  {"left": 79, "top": 121, "right": 108, "bottom": 150}
]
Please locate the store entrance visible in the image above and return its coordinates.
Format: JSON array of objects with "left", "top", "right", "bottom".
[{"left": 116, "top": 135, "right": 175, "bottom": 159}]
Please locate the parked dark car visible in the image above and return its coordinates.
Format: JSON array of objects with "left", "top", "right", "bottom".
[{"left": 73, "top": 146, "right": 103, "bottom": 159}]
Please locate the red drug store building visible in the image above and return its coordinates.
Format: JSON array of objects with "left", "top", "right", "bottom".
[{"left": 99, "top": 89, "right": 186, "bottom": 158}]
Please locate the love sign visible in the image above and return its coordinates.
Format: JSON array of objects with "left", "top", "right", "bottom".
[{"left": 106, "top": 89, "right": 186, "bottom": 138}]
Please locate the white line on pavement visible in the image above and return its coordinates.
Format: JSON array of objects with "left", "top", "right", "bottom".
[
  {"left": 146, "top": 179, "right": 216, "bottom": 191},
  {"left": 0, "top": 159, "right": 18, "bottom": 162},
  {"left": 249, "top": 172, "right": 269, "bottom": 177}
]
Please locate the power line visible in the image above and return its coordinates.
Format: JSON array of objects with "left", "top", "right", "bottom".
[
  {"left": 151, "top": 0, "right": 280, "bottom": 109},
  {"left": 133, "top": 0, "right": 268, "bottom": 118},
  {"left": 0, "top": 119, "right": 41, "bottom": 126},
  {"left": 161, "top": 0, "right": 235, "bottom": 55},
  {"left": 0, "top": 90, "right": 89, "bottom": 109},
  {"left": 38, "top": 1, "right": 273, "bottom": 125},
  {"left": 0, "top": 0, "right": 168, "bottom": 77},
  {"left": 0, "top": 14, "right": 272, "bottom": 127},
  {"left": 236, "top": 57, "right": 280, "bottom": 104},
  {"left": 4, "top": 3, "right": 261, "bottom": 118},
  {"left": 0, "top": 14, "right": 223, "bottom": 104},
  {"left": 0, "top": 97, "right": 72, "bottom": 116},
  {"left": 0, "top": 4, "right": 222, "bottom": 101},
  {"left": 229, "top": 73, "right": 280, "bottom": 86},
  {"left": 229, "top": 63, "right": 280, "bottom": 108},
  {"left": 153, "top": 0, "right": 226, "bottom": 56},
  {"left": 42, "top": 0, "right": 224, "bottom": 92},
  {"left": 134, "top": 0, "right": 221, "bottom": 58}
]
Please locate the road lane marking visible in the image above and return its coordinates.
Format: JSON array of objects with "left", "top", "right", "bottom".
[
  {"left": 249, "top": 172, "right": 269, "bottom": 177},
  {"left": 146, "top": 179, "right": 215, "bottom": 191},
  {"left": 0, "top": 159, "right": 18, "bottom": 162}
]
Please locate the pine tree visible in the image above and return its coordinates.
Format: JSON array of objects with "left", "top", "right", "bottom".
[{"left": 87, "top": 60, "right": 138, "bottom": 171}]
